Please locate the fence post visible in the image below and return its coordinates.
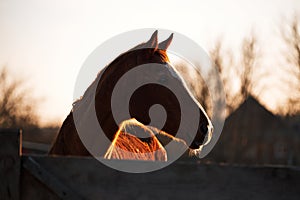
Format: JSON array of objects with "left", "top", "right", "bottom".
[{"left": 0, "top": 129, "right": 21, "bottom": 200}]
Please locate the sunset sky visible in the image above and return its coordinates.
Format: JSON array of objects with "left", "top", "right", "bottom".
[{"left": 0, "top": 0, "right": 299, "bottom": 125}]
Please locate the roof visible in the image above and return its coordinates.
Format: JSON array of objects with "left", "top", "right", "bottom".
[{"left": 224, "top": 95, "right": 286, "bottom": 134}]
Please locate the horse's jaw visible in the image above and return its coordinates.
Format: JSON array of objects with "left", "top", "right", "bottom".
[
  {"left": 189, "top": 145, "right": 204, "bottom": 158},
  {"left": 188, "top": 123, "right": 213, "bottom": 158}
]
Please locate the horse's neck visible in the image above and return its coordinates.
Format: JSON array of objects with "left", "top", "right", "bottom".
[{"left": 72, "top": 65, "right": 108, "bottom": 111}]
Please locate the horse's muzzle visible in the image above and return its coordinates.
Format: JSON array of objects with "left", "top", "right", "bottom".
[{"left": 189, "top": 125, "right": 213, "bottom": 149}]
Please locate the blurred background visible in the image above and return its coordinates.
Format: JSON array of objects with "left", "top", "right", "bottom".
[{"left": 0, "top": 0, "right": 299, "bottom": 165}]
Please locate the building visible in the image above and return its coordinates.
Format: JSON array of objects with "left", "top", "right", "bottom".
[{"left": 205, "top": 96, "right": 300, "bottom": 166}]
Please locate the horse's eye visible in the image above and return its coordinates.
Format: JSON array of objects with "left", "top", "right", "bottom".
[{"left": 159, "top": 76, "right": 168, "bottom": 84}]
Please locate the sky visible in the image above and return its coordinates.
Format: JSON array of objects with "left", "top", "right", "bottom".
[{"left": 0, "top": 0, "right": 299, "bottom": 125}]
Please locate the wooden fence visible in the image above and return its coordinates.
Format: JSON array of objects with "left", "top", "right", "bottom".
[{"left": 1, "top": 129, "right": 300, "bottom": 200}]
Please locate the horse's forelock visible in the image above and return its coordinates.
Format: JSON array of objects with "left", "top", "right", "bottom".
[{"left": 154, "top": 49, "right": 169, "bottom": 63}]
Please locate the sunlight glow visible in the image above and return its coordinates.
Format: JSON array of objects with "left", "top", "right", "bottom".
[{"left": 0, "top": 0, "right": 299, "bottom": 125}]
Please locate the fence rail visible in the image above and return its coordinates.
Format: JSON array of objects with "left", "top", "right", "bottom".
[{"left": 1, "top": 129, "right": 300, "bottom": 200}]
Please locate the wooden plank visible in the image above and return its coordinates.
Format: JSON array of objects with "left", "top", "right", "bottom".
[
  {"left": 22, "top": 157, "right": 85, "bottom": 200},
  {"left": 21, "top": 169, "right": 61, "bottom": 200},
  {"left": 20, "top": 156, "right": 300, "bottom": 200},
  {"left": 22, "top": 141, "right": 50, "bottom": 152},
  {"left": 0, "top": 129, "right": 21, "bottom": 200}
]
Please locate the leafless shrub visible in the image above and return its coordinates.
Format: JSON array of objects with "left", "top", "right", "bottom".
[
  {"left": 174, "top": 62, "right": 212, "bottom": 117},
  {"left": 239, "top": 32, "right": 259, "bottom": 100},
  {"left": 0, "top": 67, "right": 40, "bottom": 128},
  {"left": 280, "top": 15, "right": 300, "bottom": 115},
  {"left": 209, "top": 38, "right": 240, "bottom": 114}
]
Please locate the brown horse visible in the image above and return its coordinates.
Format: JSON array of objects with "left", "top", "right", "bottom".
[{"left": 49, "top": 31, "right": 213, "bottom": 159}]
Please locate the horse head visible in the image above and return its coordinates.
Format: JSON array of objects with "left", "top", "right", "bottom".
[
  {"left": 50, "top": 31, "right": 213, "bottom": 158},
  {"left": 95, "top": 31, "right": 213, "bottom": 151}
]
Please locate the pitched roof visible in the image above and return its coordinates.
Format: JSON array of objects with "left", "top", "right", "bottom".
[{"left": 224, "top": 95, "right": 285, "bottom": 134}]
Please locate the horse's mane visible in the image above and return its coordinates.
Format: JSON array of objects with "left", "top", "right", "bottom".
[{"left": 104, "top": 118, "right": 188, "bottom": 161}]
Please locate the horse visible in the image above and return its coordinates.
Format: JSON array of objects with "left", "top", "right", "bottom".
[{"left": 49, "top": 31, "right": 213, "bottom": 160}]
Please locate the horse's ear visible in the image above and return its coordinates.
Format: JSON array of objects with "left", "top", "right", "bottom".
[
  {"left": 130, "top": 30, "right": 158, "bottom": 51},
  {"left": 158, "top": 33, "right": 173, "bottom": 51},
  {"left": 146, "top": 30, "right": 158, "bottom": 49}
]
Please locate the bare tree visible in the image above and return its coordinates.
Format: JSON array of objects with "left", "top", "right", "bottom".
[
  {"left": 0, "top": 67, "right": 39, "bottom": 129},
  {"left": 280, "top": 15, "right": 300, "bottom": 115},
  {"left": 174, "top": 62, "right": 212, "bottom": 117},
  {"left": 209, "top": 38, "right": 238, "bottom": 114},
  {"left": 239, "top": 32, "right": 259, "bottom": 100},
  {"left": 192, "top": 66, "right": 211, "bottom": 117},
  {"left": 210, "top": 39, "right": 223, "bottom": 74}
]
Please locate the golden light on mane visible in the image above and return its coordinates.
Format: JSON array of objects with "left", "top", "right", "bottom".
[
  {"left": 155, "top": 49, "right": 170, "bottom": 62},
  {"left": 104, "top": 119, "right": 167, "bottom": 161}
]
